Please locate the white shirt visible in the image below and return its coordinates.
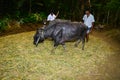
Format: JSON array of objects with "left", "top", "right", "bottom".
[
  {"left": 47, "top": 14, "right": 56, "bottom": 21},
  {"left": 83, "top": 14, "right": 95, "bottom": 28}
]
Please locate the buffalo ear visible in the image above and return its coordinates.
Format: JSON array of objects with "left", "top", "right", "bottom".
[
  {"left": 41, "top": 27, "right": 45, "bottom": 30},
  {"left": 43, "top": 19, "right": 47, "bottom": 24}
]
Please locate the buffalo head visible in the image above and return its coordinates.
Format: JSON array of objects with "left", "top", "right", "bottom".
[{"left": 33, "top": 28, "right": 45, "bottom": 46}]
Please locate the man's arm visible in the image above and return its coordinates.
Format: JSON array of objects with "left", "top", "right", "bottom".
[{"left": 91, "top": 16, "right": 95, "bottom": 32}]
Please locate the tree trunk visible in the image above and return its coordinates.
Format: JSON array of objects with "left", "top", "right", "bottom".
[
  {"left": 88, "top": 0, "right": 91, "bottom": 8},
  {"left": 29, "top": 0, "right": 32, "bottom": 14},
  {"left": 114, "top": 9, "right": 119, "bottom": 27},
  {"left": 107, "top": 10, "right": 110, "bottom": 24}
]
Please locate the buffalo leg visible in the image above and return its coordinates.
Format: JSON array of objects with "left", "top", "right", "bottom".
[
  {"left": 74, "top": 39, "right": 81, "bottom": 47},
  {"left": 61, "top": 43, "right": 66, "bottom": 50},
  {"left": 51, "top": 45, "right": 58, "bottom": 54},
  {"left": 86, "top": 34, "right": 89, "bottom": 42},
  {"left": 51, "top": 36, "right": 61, "bottom": 53},
  {"left": 81, "top": 38, "right": 85, "bottom": 50}
]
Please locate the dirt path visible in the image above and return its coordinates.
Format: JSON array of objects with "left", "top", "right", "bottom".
[
  {"left": 92, "top": 31, "right": 120, "bottom": 80},
  {"left": 92, "top": 30, "right": 120, "bottom": 50}
]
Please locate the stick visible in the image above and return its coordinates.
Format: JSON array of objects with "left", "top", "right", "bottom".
[{"left": 56, "top": 11, "right": 59, "bottom": 17}]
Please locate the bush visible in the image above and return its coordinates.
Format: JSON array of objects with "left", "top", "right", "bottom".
[
  {"left": 0, "top": 18, "right": 9, "bottom": 32},
  {"left": 22, "top": 13, "right": 47, "bottom": 23},
  {"left": 39, "top": 12, "right": 47, "bottom": 20},
  {"left": 0, "top": 12, "right": 47, "bottom": 32}
]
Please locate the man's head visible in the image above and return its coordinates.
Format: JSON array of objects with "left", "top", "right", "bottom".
[
  {"left": 50, "top": 12, "right": 54, "bottom": 16},
  {"left": 85, "top": 9, "right": 91, "bottom": 16},
  {"left": 50, "top": 10, "right": 54, "bottom": 16}
]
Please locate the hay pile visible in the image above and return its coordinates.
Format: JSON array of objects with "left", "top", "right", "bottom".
[{"left": 0, "top": 31, "right": 120, "bottom": 80}]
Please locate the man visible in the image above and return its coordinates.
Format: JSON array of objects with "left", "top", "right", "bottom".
[
  {"left": 83, "top": 9, "right": 95, "bottom": 42},
  {"left": 47, "top": 11, "right": 59, "bottom": 21}
]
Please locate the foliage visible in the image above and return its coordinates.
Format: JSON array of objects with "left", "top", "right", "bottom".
[
  {"left": 22, "top": 13, "right": 47, "bottom": 23},
  {"left": 39, "top": 12, "right": 47, "bottom": 20},
  {"left": 0, "top": 18, "right": 9, "bottom": 32},
  {"left": 0, "top": 12, "right": 47, "bottom": 31},
  {"left": 0, "top": 0, "right": 120, "bottom": 26},
  {"left": 91, "top": 0, "right": 120, "bottom": 26},
  {"left": 106, "top": 0, "right": 120, "bottom": 10}
]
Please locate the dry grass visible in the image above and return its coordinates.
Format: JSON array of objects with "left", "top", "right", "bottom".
[
  {"left": 0, "top": 31, "right": 120, "bottom": 80},
  {"left": 105, "top": 29, "right": 120, "bottom": 42}
]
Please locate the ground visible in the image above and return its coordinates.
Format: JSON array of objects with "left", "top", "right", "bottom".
[{"left": 0, "top": 26, "right": 120, "bottom": 80}]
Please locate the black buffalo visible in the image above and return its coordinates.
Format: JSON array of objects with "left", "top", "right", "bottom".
[{"left": 33, "top": 20, "right": 88, "bottom": 50}]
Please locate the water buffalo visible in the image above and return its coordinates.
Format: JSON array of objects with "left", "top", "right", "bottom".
[{"left": 33, "top": 20, "right": 88, "bottom": 50}]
